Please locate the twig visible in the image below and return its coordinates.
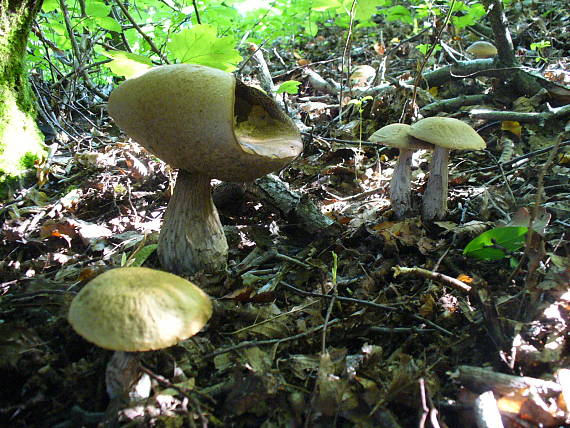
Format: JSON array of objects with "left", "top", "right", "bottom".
[
  {"left": 202, "top": 318, "right": 341, "bottom": 359},
  {"left": 392, "top": 266, "right": 472, "bottom": 293},
  {"left": 192, "top": 0, "right": 201, "bottom": 24},
  {"left": 281, "top": 281, "right": 453, "bottom": 336},
  {"left": 58, "top": 0, "right": 108, "bottom": 100},
  {"left": 462, "top": 140, "right": 570, "bottom": 174},
  {"left": 337, "top": 0, "right": 358, "bottom": 123},
  {"left": 113, "top": 0, "right": 170, "bottom": 63},
  {"left": 408, "top": 0, "right": 457, "bottom": 119},
  {"left": 470, "top": 103, "right": 570, "bottom": 123}
]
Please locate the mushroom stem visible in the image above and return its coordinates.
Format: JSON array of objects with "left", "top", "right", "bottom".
[
  {"left": 158, "top": 170, "right": 229, "bottom": 274},
  {"left": 390, "top": 148, "right": 414, "bottom": 219},
  {"left": 422, "top": 146, "right": 449, "bottom": 222},
  {"left": 105, "top": 351, "right": 149, "bottom": 399}
]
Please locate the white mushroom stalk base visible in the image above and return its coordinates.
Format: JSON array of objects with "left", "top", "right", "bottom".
[
  {"left": 390, "top": 148, "right": 414, "bottom": 219},
  {"left": 422, "top": 146, "right": 449, "bottom": 222},
  {"left": 158, "top": 170, "right": 229, "bottom": 275}
]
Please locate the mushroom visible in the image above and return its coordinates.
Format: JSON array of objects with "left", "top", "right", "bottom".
[
  {"left": 369, "top": 123, "right": 433, "bottom": 218},
  {"left": 466, "top": 41, "right": 498, "bottom": 59},
  {"left": 108, "top": 64, "right": 303, "bottom": 275},
  {"left": 408, "top": 117, "right": 486, "bottom": 222},
  {"left": 68, "top": 267, "right": 212, "bottom": 399}
]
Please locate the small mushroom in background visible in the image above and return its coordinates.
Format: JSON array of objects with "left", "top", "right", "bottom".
[
  {"left": 466, "top": 41, "right": 498, "bottom": 59},
  {"left": 369, "top": 123, "right": 433, "bottom": 218},
  {"left": 108, "top": 64, "right": 303, "bottom": 275},
  {"left": 349, "top": 65, "right": 376, "bottom": 87},
  {"left": 68, "top": 267, "right": 212, "bottom": 400},
  {"left": 408, "top": 117, "right": 486, "bottom": 222}
]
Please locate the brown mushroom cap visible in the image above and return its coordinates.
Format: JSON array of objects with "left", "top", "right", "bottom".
[
  {"left": 108, "top": 64, "right": 302, "bottom": 182},
  {"left": 369, "top": 123, "right": 433, "bottom": 150},
  {"left": 409, "top": 117, "right": 486, "bottom": 151},
  {"left": 466, "top": 41, "right": 498, "bottom": 59},
  {"left": 68, "top": 267, "right": 212, "bottom": 352}
]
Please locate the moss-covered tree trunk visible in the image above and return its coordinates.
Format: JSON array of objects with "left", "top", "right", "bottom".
[{"left": 0, "top": 0, "right": 45, "bottom": 196}]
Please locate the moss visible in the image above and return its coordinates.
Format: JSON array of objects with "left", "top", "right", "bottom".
[
  {"left": 0, "top": 86, "right": 46, "bottom": 199},
  {"left": 0, "top": 2, "right": 46, "bottom": 200}
]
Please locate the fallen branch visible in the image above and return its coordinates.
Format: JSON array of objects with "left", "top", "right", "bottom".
[{"left": 392, "top": 266, "right": 472, "bottom": 293}]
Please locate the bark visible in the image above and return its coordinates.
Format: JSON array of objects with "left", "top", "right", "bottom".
[
  {"left": 481, "top": 0, "right": 542, "bottom": 95},
  {"left": 158, "top": 170, "right": 228, "bottom": 275},
  {"left": 0, "top": 0, "right": 46, "bottom": 195}
]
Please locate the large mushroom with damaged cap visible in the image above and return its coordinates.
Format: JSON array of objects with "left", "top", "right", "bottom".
[
  {"left": 108, "top": 64, "right": 303, "bottom": 275},
  {"left": 409, "top": 117, "right": 486, "bottom": 222},
  {"left": 68, "top": 267, "right": 212, "bottom": 399},
  {"left": 369, "top": 123, "right": 433, "bottom": 218}
]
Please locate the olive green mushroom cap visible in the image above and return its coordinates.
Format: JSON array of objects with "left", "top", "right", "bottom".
[
  {"left": 466, "top": 41, "right": 498, "bottom": 59},
  {"left": 68, "top": 267, "right": 212, "bottom": 352},
  {"left": 369, "top": 123, "right": 433, "bottom": 150},
  {"left": 409, "top": 117, "right": 486, "bottom": 151},
  {"left": 108, "top": 64, "right": 303, "bottom": 182}
]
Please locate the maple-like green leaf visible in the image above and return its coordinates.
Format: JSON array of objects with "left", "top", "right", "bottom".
[
  {"left": 166, "top": 25, "right": 242, "bottom": 72},
  {"left": 102, "top": 50, "right": 152, "bottom": 79}
]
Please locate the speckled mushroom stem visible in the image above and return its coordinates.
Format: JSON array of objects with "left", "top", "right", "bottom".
[
  {"left": 421, "top": 146, "right": 449, "bottom": 222},
  {"left": 390, "top": 148, "right": 414, "bottom": 219},
  {"left": 105, "top": 351, "right": 148, "bottom": 399},
  {"left": 158, "top": 170, "right": 228, "bottom": 275}
]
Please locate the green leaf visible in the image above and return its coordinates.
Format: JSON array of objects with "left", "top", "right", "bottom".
[
  {"left": 463, "top": 227, "right": 528, "bottom": 260},
  {"left": 451, "top": 4, "right": 485, "bottom": 28},
  {"left": 416, "top": 43, "right": 441, "bottom": 55},
  {"left": 312, "top": 0, "right": 343, "bottom": 12},
  {"left": 305, "top": 18, "right": 319, "bottom": 37},
  {"left": 276, "top": 80, "right": 302, "bottom": 94},
  {"left": 354, "top": 0, "right": 389, "bottom": 21},
  {"left": 102, "top": 50, "right": 153, "bottom": 79},
  {"left": 86, "top": 0, "right": 111, "bottom": 18},
  {"left": 167, "top": 24, "right": 242, "bottom": 72},
  {"left": 128, "top": 244, "right": 158, "bottom": 267},
  {"left": 384, "top": 5, "right": 413, "bottom": 24},
  {"left": 42, "top": 0, "right": 59, "bottom": 12},
  {"left": 95, "top": 16, "right": 122, "bottom": 32}
]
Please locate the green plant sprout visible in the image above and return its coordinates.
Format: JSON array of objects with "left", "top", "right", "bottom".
[
  {"left": 120, "top": 243, "right": 158, "bottom": 267},
  {"left": 347, "top": 96, "right": 373, "bottom": 142},
  {"left": 530, "top": 40, "right": 551, "bottom": 63},
  {"left": 276, "top": 80, "right": 302, "bottom": 95},
  {"left": 416, "top": 43, "right": 442, "bottom": 55},
  {"left": 331, "top": 251, "right": 338, "bottom": 285}
]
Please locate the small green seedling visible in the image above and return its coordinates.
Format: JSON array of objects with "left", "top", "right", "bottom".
[
  {"left": 121, "top": 244, "right": 158, "bottom": 267},
  {"left": 276, "top": 80, "right": 302, "bottom": 95},
  {"left": 530, "top": 40, "right": 551, "bottom": 63},
  {"left": 416, "top": 43, "right": 442, "bottom": 55},
  {"left": 463, "top": 226, "right": 528, "bottom": 260}
]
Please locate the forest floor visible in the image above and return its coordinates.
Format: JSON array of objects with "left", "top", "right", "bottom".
[{"left": 1, "top": 5, "right": 570, "bottom": 428}]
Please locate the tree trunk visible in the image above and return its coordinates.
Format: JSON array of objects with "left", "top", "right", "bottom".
[{"left": 0, "top": 0, "right": 45, "bottom": 197}]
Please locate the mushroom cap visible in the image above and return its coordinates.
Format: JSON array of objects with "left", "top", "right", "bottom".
[
  {"left": 350, "top": 65, "right": 376, "bottom": 84},
  {"left": 68, "top": 267, "right": 212, "bottom": 352},
  {"left": 409, "top": 117, "right": 486, "bottom": 150},
  {"left": 466, "top": 41, "right": 498, "bottom": 59},
  {"left": 369, "top": 123, "right": 433, "bottom": 150},
  {"left": 108, "top": 64, "right": 302, "bottom": 182}
]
